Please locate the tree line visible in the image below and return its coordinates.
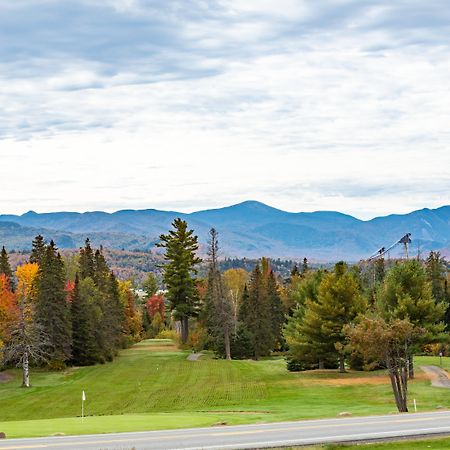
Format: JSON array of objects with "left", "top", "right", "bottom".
[{"left": 0, "top": 237, "right": 142, "bottom": 386}]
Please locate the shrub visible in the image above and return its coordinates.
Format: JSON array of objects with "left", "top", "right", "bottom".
[
  {"left": 187, "top": 327, "right": 210, "bottom": 352},
  {"left": 155, "top": 329, "right": 178, "bottom": 340}
]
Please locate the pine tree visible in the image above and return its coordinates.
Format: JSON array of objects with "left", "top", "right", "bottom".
[
  {"left": 285, "top": 262, "right": 365, "bottom": 371},
  {"left": 425, "top": 251, "right": 447, "bottom": 303},
  {"left": 378, "top": 259, "right": 445, "bottom": 330},
  {"left": 142, "top": 273, "right": 158, "bottom": 297},
  {"left": 205, "top": 228, "right": 233, "bottom": 360},
  {"left": 239, "top": 265, "right": 272, "bottom": 359},
  {"left": 30, "top": 235, "right": 46, "bottom": 265},
  {"left": 71, "top": 274, "right": 98, "bottom": 365},
  {"left": 106, "top": 271, "right": 125, "bottom": 349},
  {"left": 267, "top": 270, "right": 285, "bottom": 350},
  {"left": 79, "top": 238, "right": 95, "bottom": 280},
  {"left": 93, "top": 248, "right": 110, "bottom": 291},
  {"left": 285, "top": 269, "right": 324, "bottom": 315},
  {"left": 35, "top": 241, "right": 71, "bottom": 365},
  {"left": 0, "top": 247, "right": 13, "bottom": 288},
  {"left": 377, "top": 259, "right": 446, "bottom": 378},
  {"left": 157, "top": 218, "right": 202, "bottom": 343}
]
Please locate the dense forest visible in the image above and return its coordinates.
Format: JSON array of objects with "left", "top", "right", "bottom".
[{"left": 5, "top": 248, "right": 313, "bottom": 285}]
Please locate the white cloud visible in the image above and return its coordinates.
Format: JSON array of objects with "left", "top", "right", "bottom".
[{"left": 0, "top": 0, "right": 449, "bottom": 218}]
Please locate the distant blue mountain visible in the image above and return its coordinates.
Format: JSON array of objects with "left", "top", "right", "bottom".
[{"left": 1, "top": 201, "right": 449, "bottom": 261}]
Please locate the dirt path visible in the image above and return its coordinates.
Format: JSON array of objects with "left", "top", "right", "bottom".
[
  {"left": 421, "top": 365, "right": 450, "bottom": 388},
  {"left": 187, "top": 352, "right": 203, "bottom": 361}
]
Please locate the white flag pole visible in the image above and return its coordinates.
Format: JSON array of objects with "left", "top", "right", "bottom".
[{"left": 82, "top": 390, "right": 86, "bottom": 423}]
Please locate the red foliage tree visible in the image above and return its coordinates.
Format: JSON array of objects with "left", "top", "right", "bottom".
[
  {"left": 146, "top": 294, "right": 165, "bottom": 321},
  {"left": 65, "top": 280, "right": 75, "bottom": 303}
]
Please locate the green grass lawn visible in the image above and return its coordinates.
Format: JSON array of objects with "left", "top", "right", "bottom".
[
  {"left": 288, "top": 435, "right": 450, "bottom": 449},
  {"left": 1, "top": 340, "right": 450, "bottom": 438}
]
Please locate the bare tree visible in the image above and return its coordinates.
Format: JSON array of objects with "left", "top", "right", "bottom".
[{"left": 206, "top": 229, "right": 233, "bottom": 360}]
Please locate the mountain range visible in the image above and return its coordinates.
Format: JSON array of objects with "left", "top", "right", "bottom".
[{"left": 1, "top": 201, "right": 449, "bottom": 261}]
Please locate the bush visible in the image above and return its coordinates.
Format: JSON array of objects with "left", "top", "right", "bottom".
[
  {"left": 155, "top": 329, "right": 178, "bottom": 340},
  {"left": 423, "top": 343, "right": 449, "bottom": 356},
  {"left": 48, "top": 359, "right": 66, "bottom": 371},
  {"left": 286, "top": 355, "right": 339, "bottom": 371},
  {"left": 286, "top": 358, "right": 308, "bottom": 371},
  {"left": 187, "top": 327, "right": 210, "bottom": 352},
  {"left": 230, "top": 324, "right": 254, "bottom": 359}
]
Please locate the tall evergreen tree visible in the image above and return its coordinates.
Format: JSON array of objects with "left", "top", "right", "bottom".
[
  {"left": 35, "top": 241, "right": 71, "bottom": 365},
  {"left": 425, "top": 251, "right": 447, "bottom": 303},
  {"left": 71, "top": 274, "right": 98, "bottom": 365},
  {"left": 267, "top": 270, "right": 285, "bottom": 350},
  {"left": 157, "top": 218, "right": 202, "bottom": 343},
  {"left": 239, "top": 265, "right": 272, "bottom": 359},
  {"left": 93, "top": 248, "right": 110, "bottom": 291},
  {"left": 106, "top": 271, "right": 125, "bottom": 349},
  {"left": 30, "top": 235, "right": 46, "bottom": 265},
  {"left": 425, "top": 252, "right": 450, "bottom": 329},
  {"left": 284, "top": 262, "right": 365, "bottom": 371},
  {"left": 79, "top": 238, "right": 95, "bottom": 280},
  {"left": 142, "top": 273, "right": 158, "bottom": 298},
  {"left": 378, "top": 259, "right": 445, "bottom": 332},
  {"left": 75, "top": 239, "right": 127, "bottom": 361},
  {"left": 377, "top": 259, "right": 445, "bottom": 378},
  {"left": 205, "top": 228, "right": 233, "bottom": 360},
  {"left": 0, "top": 246, "right": 13, "bottom": 284}
]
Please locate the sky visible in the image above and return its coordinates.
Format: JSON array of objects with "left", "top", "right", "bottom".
[{"left": 1, "top": 0, "right": 449, "bottom": 219}]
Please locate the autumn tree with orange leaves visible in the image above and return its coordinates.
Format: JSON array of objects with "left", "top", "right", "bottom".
[{"left": 2, "top": 263, "right": 49, "bottom": 387}]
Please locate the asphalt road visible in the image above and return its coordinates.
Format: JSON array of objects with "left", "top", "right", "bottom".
[
  {"left": 2, "top": 411, "right": 450, "bottom": 449},
  {"left": 421, "top": 365, "right": 450, "bottom": 388}
]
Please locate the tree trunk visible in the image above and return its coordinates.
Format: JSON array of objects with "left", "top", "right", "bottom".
[
  {"left": 387, "top": 359, "right": 408, "bottom": 412},
  {"left": 401, "top": 362, "right": 408, "bottom": 411},
  {"left": 224, "top": 326, "right": 231, "bottom": 361},
  {"left": 318, "top": 360, "right": 324, "bottom": 370},
  {"left": 408, "top": 354, "right": 414, "bottom": 379},
  {"left": 180, "top": 317, "right": 189, "bottom": 344},
  {"left": 22, "top": 351, "right": 30, "bottom": 388},
  {"left": 388, "top": 371, "right": 402, "bottom": 411},
  {"left": 339, "top": 355, "right": 345, "bottom": 373}
]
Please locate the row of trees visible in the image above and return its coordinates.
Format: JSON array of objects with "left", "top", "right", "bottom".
[
  {"left": 0, "top": 238, "right": 142, "bottom": 386},
  {"left": 284, "top": 254, "right": 448, "bottom": 412},
  {"left": 157, "top": 222, "right": 286, "bottom": 360}
]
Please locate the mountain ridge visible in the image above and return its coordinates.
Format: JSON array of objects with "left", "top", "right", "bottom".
[{"left": 1, "top": 201, "right": 449, "bottom": 261}]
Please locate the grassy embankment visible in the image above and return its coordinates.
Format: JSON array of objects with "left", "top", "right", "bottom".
[{"left": 0, "top": 339, "right": 450, "bottom": 438}]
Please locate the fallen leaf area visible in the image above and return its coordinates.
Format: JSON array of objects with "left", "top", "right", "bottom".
[{"left": 284, "top": 370, "right": 428, "bottom": 387}]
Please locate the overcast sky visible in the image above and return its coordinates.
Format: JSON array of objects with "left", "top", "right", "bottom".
[{"left": 1, "top": 0, "right": 449, "bottom": 219}]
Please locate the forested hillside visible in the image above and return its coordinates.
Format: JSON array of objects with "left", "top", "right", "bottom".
[{"left": 1, "top": 202, "right": 449, "bottom": 261}]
